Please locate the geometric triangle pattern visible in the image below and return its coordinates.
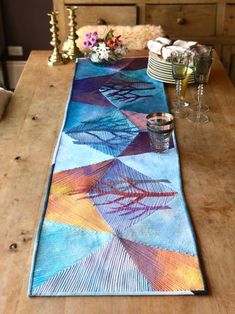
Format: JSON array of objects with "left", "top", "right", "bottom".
[
  {"left": 33, "top": 237, "right": 153, "bottom": 295},
  {"left": 46, "top": 160, "right": 114, "bottom": 232},
  {"left": 120, "top": 238, "right": 204, "bottom": 291},
  {"left": 66, "top": 109, "right": 139, "bottom": 157},
  {"left": 29, "top": 57, "right": 207, "bottom": 296},
  {"left": 89, "top": 159, "right": 178, "bottom": 233},
  {"left": 120, "top": 207, "right": 198, "bottom": 256},
  {"left": 32, "top": 220, "right": 113, "bottom": 290},
  {"left": 120, "top": 110, "right": 148, "bottom": 131},
  {"left": 99, "top": 72, "right": 157, "bottom": 110},
  {"left": 120, "top": 132, "right": 154, "bottom": 156}
]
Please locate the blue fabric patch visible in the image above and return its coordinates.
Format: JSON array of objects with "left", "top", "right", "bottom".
[
  {"left": 32, "top": 220, "right": 113, "bottom": 289},
  {"left": 54, "top": 133, "right": 113, "bottom": 173},
  {"left": 74, "top": 58, "right": 130, "bottom": 80},
  {"left": 63, "top": 101, "right": 116, "bottom": 132},
  {"left": 118, "top": 147, "right": 181, "bottom": 190},
  {"left": 120, "top": 206, "right": 197, "bottom": 256}
]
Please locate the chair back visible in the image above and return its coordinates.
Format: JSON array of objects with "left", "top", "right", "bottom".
[{"left": 76, "top": 25, "right": 165, "bottom": 51}]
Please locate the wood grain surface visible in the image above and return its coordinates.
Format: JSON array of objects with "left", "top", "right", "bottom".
[{"left": 0, "top": 51, "right": 234, "bottom": 314}]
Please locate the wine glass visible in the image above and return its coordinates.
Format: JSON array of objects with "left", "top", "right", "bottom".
[
  {"left": 187, "top": 48, "right": 213, "bottom": 123},
  {"left": 171, "top": 50, "right": 191, "bottom": 119},
  {"left": 180, "top": 67, "right": 193, "bottom": 107}
]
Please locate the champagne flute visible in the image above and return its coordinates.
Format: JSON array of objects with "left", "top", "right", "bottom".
[
  {"left": 180, "top": 67, "right": 193, "bottom": 107},
  {"left": 187, "top": 48, "right": 213, "bottom": 123},
  {"left": 171, "top": 50, "right": 190, "bottom": 119}
]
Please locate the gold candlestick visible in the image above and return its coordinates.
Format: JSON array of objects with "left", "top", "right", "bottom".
[
  {"left": 48, "top": 11, "right": 68, "bottom": 65},
  {"left": 66, "top": 6, "right": 82, "bottom": 61}
]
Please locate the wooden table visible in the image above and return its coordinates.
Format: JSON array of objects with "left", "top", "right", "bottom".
[{"left": 0, "top": 51, "right": 234, "bottom": 314}]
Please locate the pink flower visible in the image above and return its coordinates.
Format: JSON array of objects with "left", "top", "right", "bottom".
[
  {"left": 85, "top": 32, "right": 92, "bottom": 39},
  {"left": 90, "top": 37, "right": 97, "bottom": 47},
  {"left": 84, "top": 32, "right": 99, "bottom": 48},
  {"left": 83, "top": 41, "right": 89, "bottom": 47}
]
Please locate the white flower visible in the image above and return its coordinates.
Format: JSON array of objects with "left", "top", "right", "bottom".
[
  {"left": 114, "top": 45, "right": 126, "bottom": 55},
  {"left": 92, "top": 42, "right": 110, "bottom": 61},
  {"left": 90, "top": 52, "right": 100, "bottom": 63}
]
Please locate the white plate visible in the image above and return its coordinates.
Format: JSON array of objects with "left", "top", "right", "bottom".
[
  {"left": 147, "top": 52, "right": 195, "bottom": 84},
  {"left": 148, "top": 66, "right": 195, "bottom": 83},
  {"left": 147, "top": 69, "right": 175, "bottom": 84}
]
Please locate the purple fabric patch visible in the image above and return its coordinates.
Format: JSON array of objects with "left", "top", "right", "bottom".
[
  {"left": 71, "top": 76, "right": 115, "bottom": 107},
  {"left": 122, "top": 57, "right": 148, "bottom": 71},
  {"left": 120, "top": 132, "right": 153, "bottom": 156}
]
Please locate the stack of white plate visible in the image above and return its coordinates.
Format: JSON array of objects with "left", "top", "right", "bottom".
[{"left": 147, "top": 51, "right": 195, "bottom": 84}]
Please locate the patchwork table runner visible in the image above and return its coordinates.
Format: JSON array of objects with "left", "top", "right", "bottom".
[{"left": 29, "top": 57, "right": 207, "bottom": 296}]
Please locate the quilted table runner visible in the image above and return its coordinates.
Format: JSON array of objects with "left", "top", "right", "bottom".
[{"left": 29, "top": 57, "right": 207, "bottom": 296}]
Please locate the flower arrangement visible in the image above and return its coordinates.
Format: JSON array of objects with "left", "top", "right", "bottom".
[{"left": 83, "top": 30, "right": 127, "bottom": 64}]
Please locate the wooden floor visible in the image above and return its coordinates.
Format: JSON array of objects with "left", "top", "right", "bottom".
[{"left": 0, "top": 51, "right": 234, "bottom": 314}]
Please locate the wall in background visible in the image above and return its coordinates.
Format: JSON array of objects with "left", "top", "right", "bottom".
[
  {"left": 2, "top": 0, "right": 53, "bottom": 60},
  {"left": 0, "top": 1, "right": 5, "bottom": 56}
]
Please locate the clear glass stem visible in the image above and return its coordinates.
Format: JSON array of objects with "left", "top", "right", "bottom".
[
  {"left": 197, "top": 83, "right": 204, "bottom": 120},
  {"left": 175, "top": 79, "right": 182, "bottom": 112}
]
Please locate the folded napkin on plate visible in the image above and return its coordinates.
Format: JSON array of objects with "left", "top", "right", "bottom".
[
  {"left": 147, "top": 37, "right": 172, "bottom": 54},
  {"left": 173, "top": 40, "right": 198, "bottom": 49},
  {"left": 0, "top": 87, "right": 13, "bottom": 120},
  {"left": 147, "top": 37, "right": 197, "bottom": 61}
]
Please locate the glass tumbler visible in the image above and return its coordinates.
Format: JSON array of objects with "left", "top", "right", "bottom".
[{"left": 146, "top": 112, "right": 174, "bottom": 153}]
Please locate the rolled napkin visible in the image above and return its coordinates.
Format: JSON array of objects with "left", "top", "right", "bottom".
[
  {"left": 161, "top": 46, "right": 185, "bottom": 61},
  {"left": 147, "top": 37, "right": 172, "bottom": 54},
  {"left": 147, "top": 37, "right": 198, "bottom": 61},
  {"left": 0, "top": 87, "right": 13, "bottom": 120},
  {"left": 173, "top": 40, "right": 198, "bottom": 50}
]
